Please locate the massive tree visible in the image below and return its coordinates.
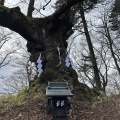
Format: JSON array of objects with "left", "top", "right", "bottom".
[{"left": 0, "top": 0, "right": 99, "bottom": 89}]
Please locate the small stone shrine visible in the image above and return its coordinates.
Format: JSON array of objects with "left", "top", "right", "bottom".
[{"left": 46, "top": 82, "right": 73, "bottom": 120}]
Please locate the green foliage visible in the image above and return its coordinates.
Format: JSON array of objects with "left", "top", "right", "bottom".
[
  {"left": 58, "top": 65, "right": 79, "bottom": 87},
  {"left": 0, "top": 94, "right": 14, "bottom": 105},
  {"left": 63, "top": 74, "right": 70, "bottom": 80},
  {"left": 73, "top": 83, "right": 94, "bottom": 101},
  {"left": 0, "top": 93, "right": 26, "bottom": 107},
  {"left": 53, "top": 0, "right": 99, "bottom": 24},
  {"left": 53, "top": 0, "right": 67, "bottom": 10},
  {"left": 26, "top": 16, "right": 33, "bottom": 24},
  {"left": 0, "top": 85, "right": 29, "bottom": 107},
  {"left": 28, "top": 84, "right": 46, "bottom": 94},
  {"left": 73, "top": 83, "right": 108, "bottom": 102},
  {"left": 0, "top": 83, "right": 46, "bottom": 107},
  {"left": 40, "top": 68, "right": 58, "bottom": 83},
  {"left": 93, "top": 91, "right": 108, "bottom": 102}
]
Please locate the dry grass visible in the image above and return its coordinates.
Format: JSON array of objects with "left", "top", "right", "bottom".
[{"left": 0, "top": 92, "right": 120, "bottom": 120}]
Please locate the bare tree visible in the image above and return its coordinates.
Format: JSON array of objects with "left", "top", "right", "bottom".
[
  {"left": 1, "top": 43, "right": 36, "bottom": 93},
  {"left": 0, "top": 28, "right": 19, "bottom": 68},
  {"left": 94, "top": 4, "right": 120, "bottom": 75},
  {"left": 90, "top": 1, "right": 120, "bottom": 92},
  {"left": 79, "top": 4, "right": 102, "bottom": 90},
  {"left": 27, "top": 0, "right": 35, "bottom": 17}
]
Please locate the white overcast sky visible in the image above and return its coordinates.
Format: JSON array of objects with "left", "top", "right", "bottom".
[{"left": 5, "top": 0, "right": 57, "bottom": 17}]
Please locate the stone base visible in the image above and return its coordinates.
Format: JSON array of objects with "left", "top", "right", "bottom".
[{"left": 52, "top": 116, "right": 68, "bottom": 120}]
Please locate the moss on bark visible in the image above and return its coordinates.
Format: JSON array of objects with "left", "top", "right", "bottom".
[{"left": 39, "top": 68, "right": 58, "bottom": 84}]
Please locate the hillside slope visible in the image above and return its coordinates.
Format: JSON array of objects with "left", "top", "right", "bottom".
[{"left": 0, "top": 91, "right": 120, "bottom": 120}]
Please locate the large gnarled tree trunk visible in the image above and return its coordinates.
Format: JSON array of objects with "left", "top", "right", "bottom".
[
  {"left": 0, "top": 0, "right": 101, "bottom": 91},
  {"left": 0, "top": 0, "right": 86, "bottom": 88}
]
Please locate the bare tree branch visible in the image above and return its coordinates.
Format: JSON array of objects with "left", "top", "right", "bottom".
[
  {"left": 43, "top": 0, "right": 51, "bottom": 10},
  {"left": 27, "top": 0, "right": 35, "bottom": 17}
]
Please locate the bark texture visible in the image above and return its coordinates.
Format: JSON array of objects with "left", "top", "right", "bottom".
[
  {"left": 27, "top": 0, "right": 35, "bottom": 17},
  {"left": 0, "top": 0, "right": 99, "bottom": 88},
  {"left": 0, "top": 1, "right": 84, "bottom": 87}
]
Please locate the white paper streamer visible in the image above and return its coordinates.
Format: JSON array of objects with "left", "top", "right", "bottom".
[
  {"left": 65, "top": 54, "right": 75, "bottom": 70},
  {"left": 37, "top": 54, "right": 43, "bottom": 77},
  {"left": 57, "top": 46, "right": 62, "bottom": 67},
  {"left": 65, "top": 54, "right": 71, "bottom": 67}
]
